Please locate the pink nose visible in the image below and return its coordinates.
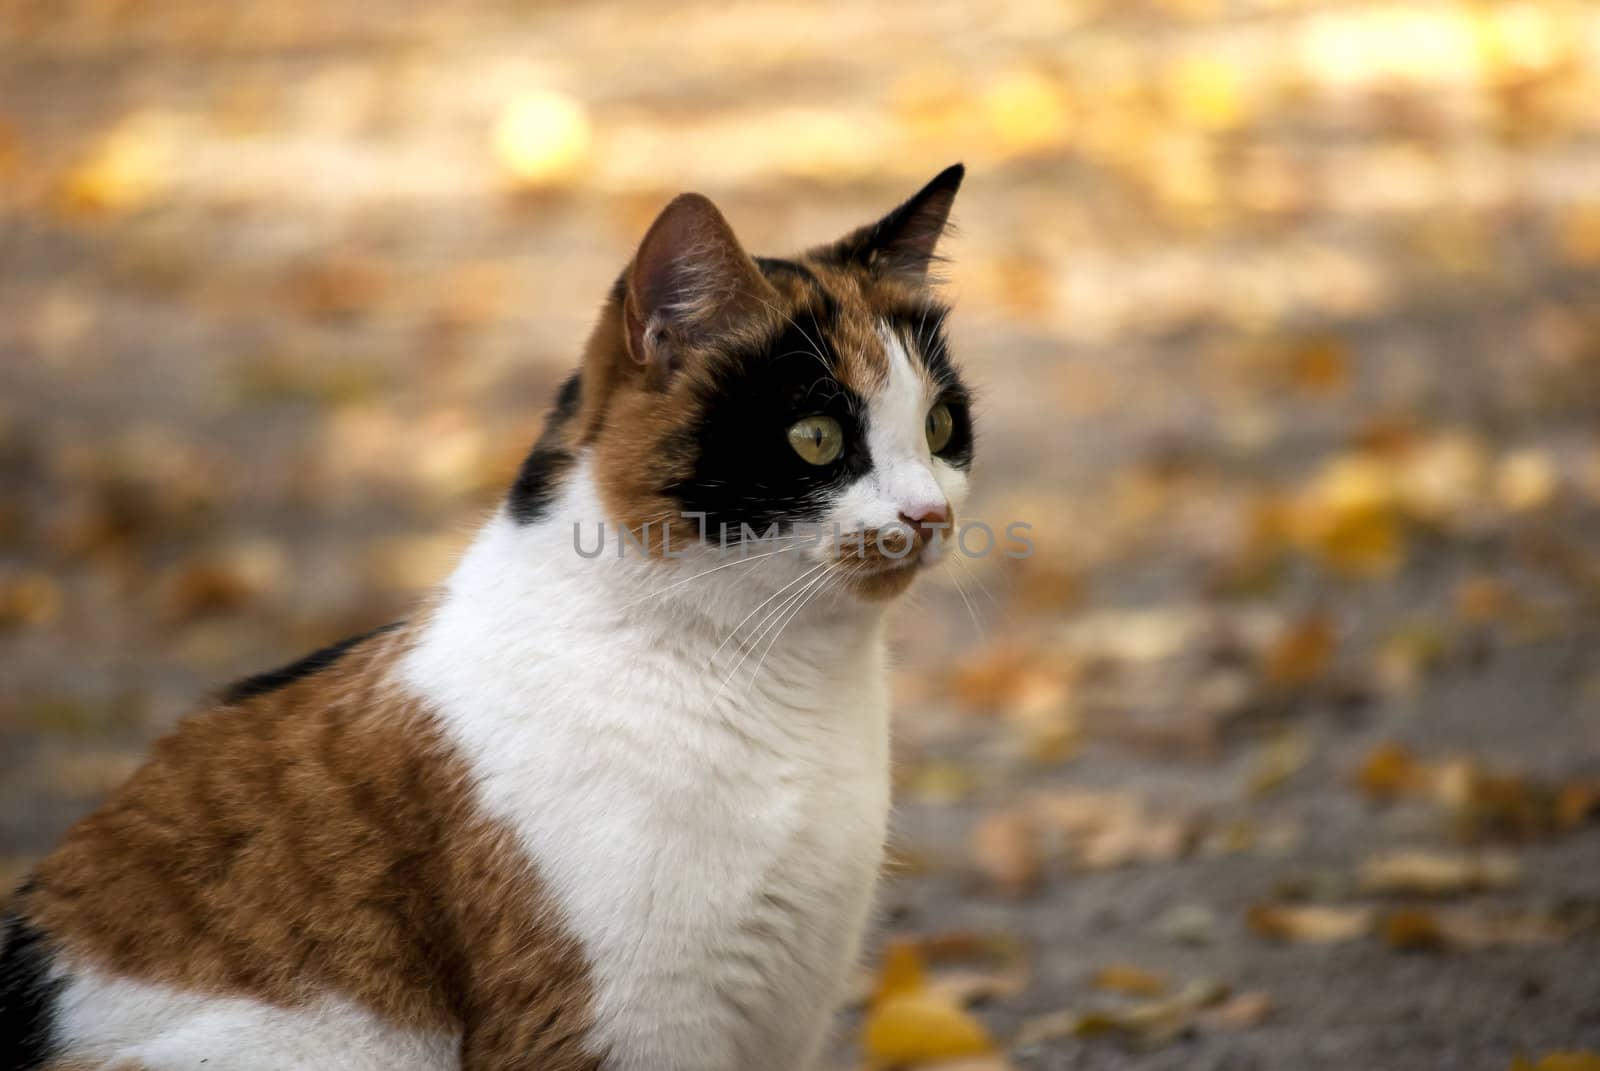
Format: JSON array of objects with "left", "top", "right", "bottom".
[
  {"left": 898, "top": 502, "right": 951, "bottom": 549},
  {"left": 899, "top": 502, "right": 950, "bottom": 527}
]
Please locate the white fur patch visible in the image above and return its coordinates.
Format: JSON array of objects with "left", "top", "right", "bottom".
[
  {"left": 401, "top": 465, "right": 893, "bottom": 1071},
  {"left": 53, "top": 965, "right": 457, "bottom": 1070},
  {"left": 824, "top": 322, "right": 969, "bottom": 561}
]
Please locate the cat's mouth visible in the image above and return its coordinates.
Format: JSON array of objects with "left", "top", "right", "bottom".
[{"left": 829, "top": 526, "right": 936, "bottom": 600}]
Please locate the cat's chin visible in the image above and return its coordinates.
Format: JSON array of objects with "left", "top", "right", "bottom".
[{"left": 838, "top": 557, "right": 922, "bottom": 602}]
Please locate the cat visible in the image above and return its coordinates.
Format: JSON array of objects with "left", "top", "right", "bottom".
[{"left": 0, "top": 163, "right": 974, "bottom": 1071}]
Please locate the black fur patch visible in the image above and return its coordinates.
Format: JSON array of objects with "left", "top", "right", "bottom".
[
  {"left": 667, "top": 309, "right": 872, "bottom": 541},
  {"left": 0, "top": 902, "right": 64, "bottom": 1071},
  {"left": 220, "top": 621, "right": 403, "bottom": 705},
  {"left": 754, "top": 257, "right": 840, "bottom": 322},
  {"left": 508, "top": 374, "right": 581, "bottom": 525}
]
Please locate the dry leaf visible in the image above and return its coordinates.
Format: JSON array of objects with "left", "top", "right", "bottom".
[
  {"left": 0, "top": 572, "right": 63, "bottom": 630},
  {"left": 863, "top": 993, "right": 995, "bottom": 1066},
  {"left": 1246, "top": 904, "right": 1373, "bottom": 944},
  {"left": 1384, "top": 907, "right": 1567, "bottom": 950},
  {"left": 1354, "top": 741, "right": 1427, "bottom": 799},
  {"left": 1201, "top": 991, "right": 1272, "bottom": 1030},
  {"left": 971, "top": 809, "right": 1042, "bottom": 897},
  {"left": 1358, "top": 850, "right": 1521, "bottom": 896},
  {"left": 1246, "top": 731, "right": 1312, "bottom": 797},
  {"left": 1092, "top": 965, "right": 1168, "bottom": 998},
  {"left": 873, "top": 940, "right": 928, "bottom": 1005},
  {"left": 1283, "top": 336, "right": 1351, "bottom": 396},
  {"left": 58, "top": 110, "right": 180, "bottom": 216},
  {"left": 1495, "top": 449, "right": 1558, "bottom": 512},
  {"left": 1154, "top": 903, "right": 1218, "bottom": 945},
  {"left": 1381, "top": 908, "right": 1447, "bottom": 951},
  {"left": 865, "top": 933, "right": 1029, "bottom": 1014},
  {"left": 1263, "top": 614, "right": 1336, "bottom": 688},
  {"left": 1017, "top": 980, "right": 1229, "bottom": 1048},
  {"left": 1511, "top": 1054, "right": 1600, "bottom": 1071}
]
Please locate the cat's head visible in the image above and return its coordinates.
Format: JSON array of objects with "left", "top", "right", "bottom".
[{"left": 520, "top": 165, "right": 973, "bottom": 601}]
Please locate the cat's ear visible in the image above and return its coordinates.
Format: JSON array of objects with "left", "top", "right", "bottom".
[
  {"left": 623, "top": 193, "right": 773, "bottom": 376},
  {"left": 820, "top": 163, "right": 964, "bottom": 284}
]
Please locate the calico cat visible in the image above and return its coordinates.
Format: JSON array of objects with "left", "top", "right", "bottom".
[{"left": 0, "top": 164, "right": 974, "bottom": 1071}]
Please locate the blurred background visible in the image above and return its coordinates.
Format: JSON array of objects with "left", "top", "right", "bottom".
[{"left": 3, "top": 1, "right": 1600, "bottom": 1068}]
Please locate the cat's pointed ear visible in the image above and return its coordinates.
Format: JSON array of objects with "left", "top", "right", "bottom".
[
  {"left": 821, "top": 163, "right": 964, "bottom": 284},
  {"left": 623, "top": 193, "right": 773, "bottom": 377}
]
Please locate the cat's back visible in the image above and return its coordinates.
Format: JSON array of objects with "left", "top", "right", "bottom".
[{"left": 1, "top": 624, "right": 598, "bottom": 1071}]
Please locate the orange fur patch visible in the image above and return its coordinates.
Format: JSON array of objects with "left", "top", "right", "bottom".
[{"left": 21, "top": 627, "right": 599, "bottom": 1069}]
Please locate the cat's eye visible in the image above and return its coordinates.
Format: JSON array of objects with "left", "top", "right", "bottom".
[
  {"left": 925, "top": 403, "right": 955, "bottom": 453},
  {"left": 788, "top": 415, "right": 844, "bottom": 466}
]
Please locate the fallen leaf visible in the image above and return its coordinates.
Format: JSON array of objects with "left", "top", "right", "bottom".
[
  {"left": 1495, "top": 449, "right": 1558, "bottom": 512},
  {"left": 1385, "top": 907, "right": 1568, "bottom": 950},
  {"left": 863, "top": 933, "right": 1030, "bottom": 1013},
  {"left": 1354, "top": 741, "right": 1427, "bottom": 799},
  {"left": 1154, "top": 903, "right": 1218, "bottom": 945},
  {"left": 1246, "top": 730, "right": 1312, "bottom": 797},
  {"left": 1092, "top": 965, "right": 1168, "bottom": 998},
  {"left": 1512, "top": 1054, "right": 1600, "bottom": 1071},
  {"left": 1358, "top": 850, "right": 1521, "bottom": 896},
  {"left": 1283, "top": 336, "right": 1351, "bottom": 396},
  {"left": 863, "top": 992, "right": 995, "bottom": 1066},
  {"left": 971, "top": 809, "right": 1042, "bottom": 897},
  {"left": 1246, "top": 904, "right": 1373, "bottom": 944},
  {"left": 0, "top": 572, "right": 63, "bottom": 630},
  {"left": 1555, "top": 782, "right": 1600, "bottom": 831},
  {"left": 1381, "top": 908, "right": 1448, "bottom": 951},
  {"left": 1017, "top": 980, "right": 1229, "bottom": 1048},
  {"left": 1262, "top": 613, "right": 1336, "bottom": 688},
  {"left": 873, "top": 940, "right": 928, "bottom": 1005},
  {"left": 58, "top": 110, "right": 180, "bottom": 217},
  {"left": 1201, "top": 990, "right": 1273, "bottom": 1030}
]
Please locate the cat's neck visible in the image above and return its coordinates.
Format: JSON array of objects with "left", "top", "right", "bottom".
[{"left": 403, "top": 457, "right": 888, "bottom": 711}]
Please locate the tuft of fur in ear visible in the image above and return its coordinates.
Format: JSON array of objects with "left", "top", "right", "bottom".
[
  {"left": 821, "top": 163, "right": 965, "bottom": 283},
  {"left": 623, "top": 193, "right": 774, "bottom": 382}
]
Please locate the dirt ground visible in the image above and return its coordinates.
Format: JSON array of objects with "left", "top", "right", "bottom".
[{"left": 3, "top": 2, "right": 1600, "bottom": 1068}]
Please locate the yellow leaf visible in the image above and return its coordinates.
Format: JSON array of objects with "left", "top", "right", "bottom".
[
  {"left": 1527, "top": 1054, "right": 1600, "bottom": 1071},
  {"left": 863, "top": 993, "right": 995, "bottom": 1065},
  {"left": 981, "top": 69, "right": 1072, "bottom": 157},
  {"left": 59, "top": 110, "right": 180, "bottom": 217},
  {"left": 872, "top": 940, "right": 928, "bottom": 1005},
  {"left": 492, "top": 90, "right": 592, "bottom": 189},
  {"left": 1166, "top": 57, "right": 1247, "bottom": 132},
  {"left": 1294, "top": 456, "right": 1408, "bottom": 577}
]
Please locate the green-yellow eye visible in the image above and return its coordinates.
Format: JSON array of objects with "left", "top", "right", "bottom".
[
  {"left": 787, "top": 415, "right": 844, "bottom": 466},
  {"left": 925, "top": 403, "right": 954, "bottom": 453}
]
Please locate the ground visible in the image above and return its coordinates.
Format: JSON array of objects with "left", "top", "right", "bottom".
[{"left": 2, "top": 2, "right": 1600, "bottom": 1069}]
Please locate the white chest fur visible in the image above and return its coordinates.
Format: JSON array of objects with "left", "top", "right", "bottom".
[{"left": 401, "top": 471, "right": 893, "bottom": 1071}]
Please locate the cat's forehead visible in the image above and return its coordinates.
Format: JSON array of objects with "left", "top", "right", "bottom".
[{"left": 749, "top": 254, "right": 946, "bottom": 398}]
